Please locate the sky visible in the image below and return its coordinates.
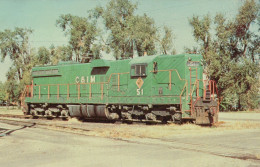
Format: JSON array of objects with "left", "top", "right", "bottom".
[{"left": 0, "top": 0, "right": 243, "bottom": 82}]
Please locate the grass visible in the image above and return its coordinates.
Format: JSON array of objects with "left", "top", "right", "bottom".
[
  {"left": 223, "top": 110, "right": 260, "bottom": 113},
  {"left": 0, "top": 106, "right": 20, "bottom": 110},
  {"left": 0, "top": 106, "right": 23, "bottom": 115},
  {"left": 219, "top": 121, "right": 260, "bottom": 130},
  {"left": 86, "top": 121, "right": 260, "bottom": 139}
]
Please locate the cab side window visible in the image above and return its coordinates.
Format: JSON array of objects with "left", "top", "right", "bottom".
[{"left": 131, "top": 64, "right": 147, "bottom": 77}]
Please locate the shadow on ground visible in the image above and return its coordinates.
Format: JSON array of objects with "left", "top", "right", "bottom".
[{"left": 0, "top": 123, "right": 36, "bottom": 137}]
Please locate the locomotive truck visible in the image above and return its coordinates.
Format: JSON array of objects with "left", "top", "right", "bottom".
[{"left": 21, "top": 54, "right": 219, "bottom": 125}]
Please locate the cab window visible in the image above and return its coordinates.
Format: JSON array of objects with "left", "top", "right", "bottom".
[{"left": 131, "top": 64, "right": 147, "bottom": 77}]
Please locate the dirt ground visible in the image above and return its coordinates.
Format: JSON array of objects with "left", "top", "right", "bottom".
[
  {"left": 0, "top": 122, "right": 259, "bottom": 167},
  {"left": 0, "top": 109, "right": 260, "bottom": 167}
]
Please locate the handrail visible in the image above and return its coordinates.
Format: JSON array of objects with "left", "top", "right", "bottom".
[
  {"left": 24, "top": 72, "right": 130, "bottom": 100},
  {"left": 179, "top": 82, "right": 188, "bottom": 113},
  {"left": 150, "top": 69, "right": 188, "bottom": 98},
  {"left": 151, "top": 68, "right": 189, "bottom": 113},
  {"left": 24, "top": 69, "right": 188, "bottom": 106},
  {"left": 191, "top": 80, "right": 219, "bottom": 116},
  {"left": 67, "top": 84, "right": 69, "bottom": 100},
  {"left": 150, "top": 69, "right": 187, "bottom": 84},
  {"left": 190, "top": 79, "right": 198, "bottom": 97},
  {"left": 89, "top": 83, "right": 92, "bottom": 99}
]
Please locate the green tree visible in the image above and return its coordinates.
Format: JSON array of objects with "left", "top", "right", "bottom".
[
  {"left": 56, "top": 14, "right": 99, "bottom": 62},
  {"left": 188, "top": 0, "right": 260, "bottom": 110},
  {"left": 0, "top": 28, "right": 36, "bottom": 103},
  {"left": 0, "top": 82, "right": 6, "bottom": 102},
  {"left": 92, "top": 0, "right": 138, "bottom": 59},
  {"left": 37, "top": 47, "right": 51, "bottom": 65},
  {"left": 91, "top": 0, "right": 173, "bottom": 59},
  {"left": 49, "top": 45, "right": 73, "bottom": 65},
  {"left": 4, "top": 68, "right": 20, "bottom": 103},
  {"left": 160, "top": 26, "right": 175, "bottom": 54},
  {"left": 129, "top": 14, "right": 157, "bottom": 57},
  {"left": 189, "top": 14, "right": 211, "bottom": 61},
  {"left": 0, "top": 28, "right": 33, "bottom": 81}
]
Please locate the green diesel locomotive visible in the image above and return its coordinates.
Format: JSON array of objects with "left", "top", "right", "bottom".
[{"left": 21, "top": 54, "right": 219, "bottom": 125}]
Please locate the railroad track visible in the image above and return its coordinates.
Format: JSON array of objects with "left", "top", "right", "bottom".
[
  {"left": 0, "top": 114, "right": 146, "bottom": 136},
  {"left": 154, "top": 138, "right": 260, "bottom": 162},
  {"left": 0, "top": 116, "right": 93, "bottom": 136},
  {"left": 0, "top": 113, "right": 165, "bottom": 125}
]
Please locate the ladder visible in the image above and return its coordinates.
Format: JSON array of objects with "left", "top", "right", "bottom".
[
  {"left": 203, "top": 80, "right": 217, "bottom": 101},
  {"left": 188, "top": 67, "right": 199, "bottom": 115}
]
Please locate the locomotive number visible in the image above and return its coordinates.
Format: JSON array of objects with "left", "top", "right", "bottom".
[{"left": 137, "top": 89, "right": 144, "bottom": 95}]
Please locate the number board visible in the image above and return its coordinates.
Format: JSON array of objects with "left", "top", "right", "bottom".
[{"left": 187, "top": 61, "right": 200, "bottom": 67}]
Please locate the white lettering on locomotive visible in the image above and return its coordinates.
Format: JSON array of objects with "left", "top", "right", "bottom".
[
  {"left": 75, "top": 76, "right": 80, "bottom": 83},
  {"left": 137, "top": 88, "right": 144, "bottom": 95},
  {"left": 81, "top": 76, "right": 85, "bottom": 83},
  {"left": 90, "top": 76, "right": 95, "bottom": 83},
  {"left": 75, "top": 76, "right": 95, "bottom": 83}
]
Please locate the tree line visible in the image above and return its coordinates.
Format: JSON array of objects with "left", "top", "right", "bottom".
[
  {"left": 0, "top": 0, "right": 259, "bottom": 111},
  {"left": 187, "top": 0, "right": 259, "bottom": 110}
]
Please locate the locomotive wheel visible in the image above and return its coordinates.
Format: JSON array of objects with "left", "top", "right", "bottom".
[
  {"left": 172, "top": 112, "right": 182, "bottom": 124},
  {"left": 31, "top": 110, "right": 39, "bottom": 119},
  {"left": 61, "top": 110, "right": 69, "bottom": 120},
  {"left": 145, "top": 113, "right": 157, "bottom": 121},
  {"left": 45, "top": 110, "right": 54, "bottom": 120}
]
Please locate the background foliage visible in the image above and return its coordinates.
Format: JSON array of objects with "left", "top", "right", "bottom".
[{"left": 188, "top": 0, "right": 259, "bottom": 110}]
